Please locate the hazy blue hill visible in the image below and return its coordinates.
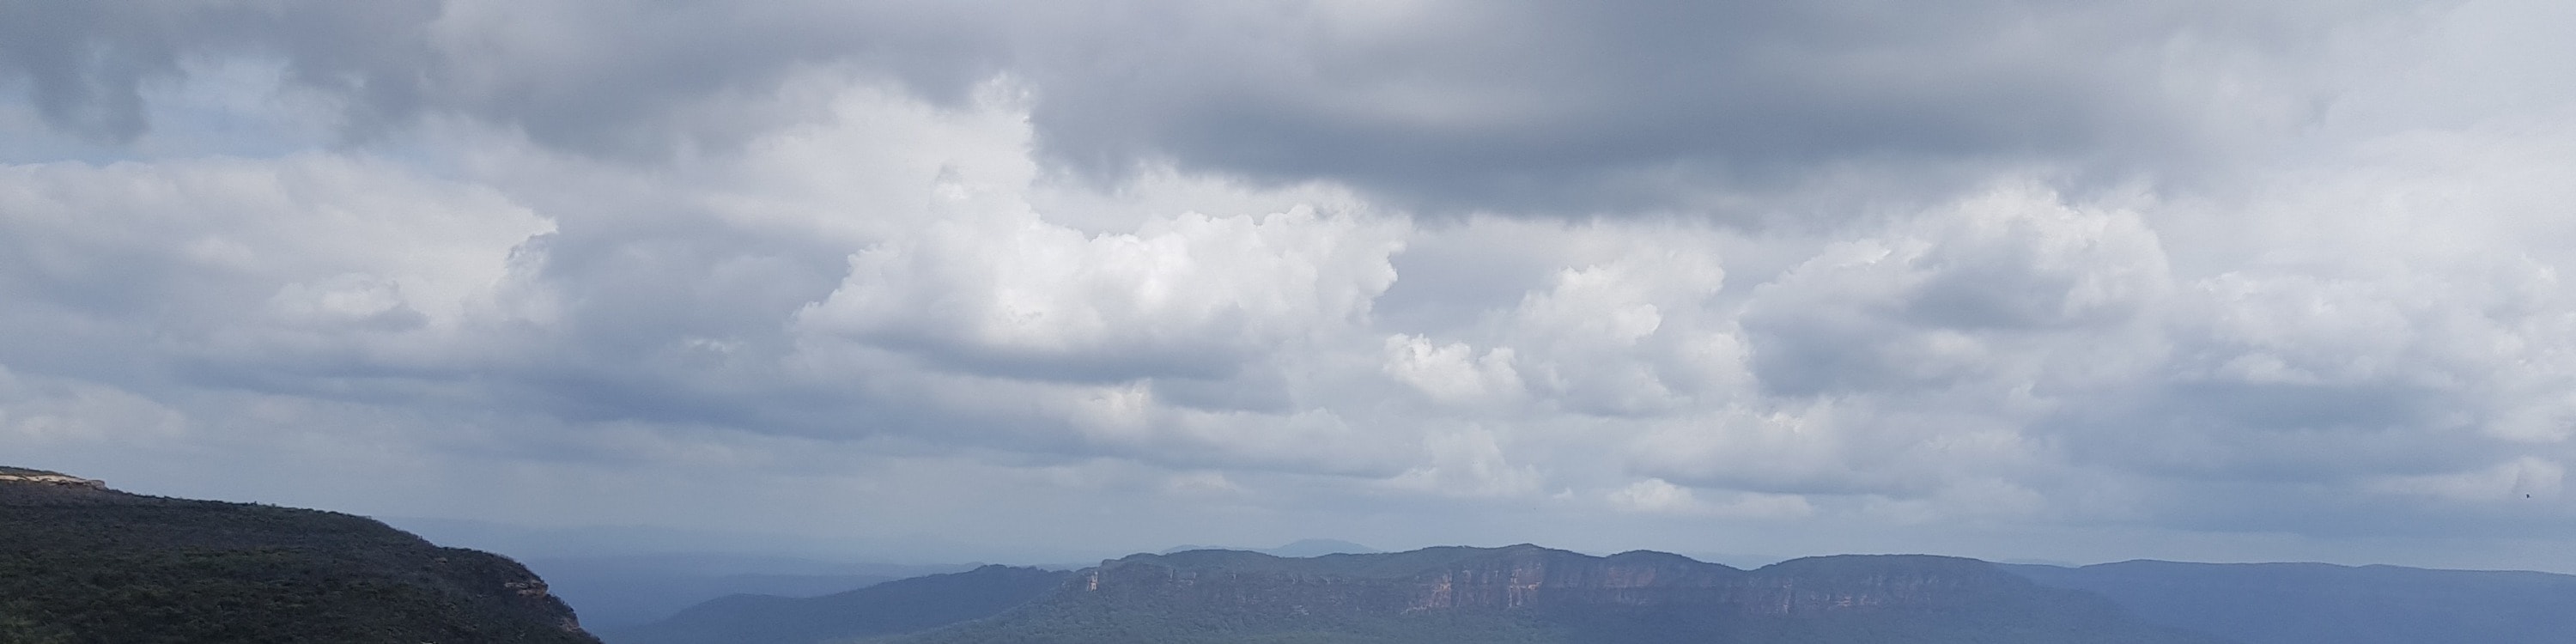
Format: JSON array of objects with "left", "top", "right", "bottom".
[
  {"left": 1266, "top": 538, "right": 1382, "bottom": 557},
  {"left": 377, "top": 516, "right": 978, "bottom": 629},
  {"left": 525, "top": 554, "right": 965, "bottom": 629},
  {"left": 890, "top": 545, "right": 2221, "bottom": 644},
  {"left": 0, "top": 467, "right": 598, "bottom": 643},
  {"left": 1160, "top": 538, "right": 1382, "bottom": 558},
  {"left": 2008, "top": 559, "right": 2576, "bottom": 644},
  {"left": 607, "top": 564, "right": 1068, "bottom": 644}
]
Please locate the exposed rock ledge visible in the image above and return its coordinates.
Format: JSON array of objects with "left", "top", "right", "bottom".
[{"left": 0, "top": 472, "right": 107, "bottom": 489}]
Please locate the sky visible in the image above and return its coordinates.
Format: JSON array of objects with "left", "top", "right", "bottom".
[{"left": 4, "top": 0, "right": 2576, "bottom": 571}]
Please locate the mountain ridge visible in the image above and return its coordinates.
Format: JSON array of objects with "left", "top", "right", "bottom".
[
  {"left": 1157, "top": 538, "right": 1382, "bottom": 558},
  {"left": 614, "top": 544, "right": 2576, "bottom": 644},
  {"left": 886, "top": 544, "right": 2221, "bottom": 644}
]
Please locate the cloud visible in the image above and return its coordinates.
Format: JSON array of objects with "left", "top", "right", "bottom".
[
  {"left": 0, "top": 154, "right": 552, "bottom": 393},
  {"left": 1012, "top": 0, "right": 2398, "bottom": 214},
  {"left": 1742, "top": 185, "right": 2172, "bottom": 398},
  {"left": 1607, "top": 477, "right": 1815, "bottom": 519},
  {"left": 0, "top": 0, "right": 1018, "bottom": 155},
  {"left": 1382, "top": 335, "right": 1522, "bottom": 407},
  {"left": 7, "top": 0, "right": 2576, "bottom": 570},
  {"left": 1384, "top": 427, "right": 1546, "bottom": 498},
  {"left": 1376, "top": 219, "right": 1744, "bottom": 417},
  {"left": 0, "top": 365, "right": 186, "bottom": 445},
  {"left": 797, "top": 204, "right": 1405, "bottom": 383},
  {"left": 0, "top": 1, "right": 447, "bottom": 143},
  {"left": 2, "top": 0, "right": 2415, "bottom": 214}
]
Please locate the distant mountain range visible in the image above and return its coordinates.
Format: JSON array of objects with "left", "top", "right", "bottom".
[
  {"left": 620, "top": 544, "right": 2220, "bottom": 644},
  {"left": 2007, "top": 559, "right": 2576, "bottom": 644},
  {"left": 1158, "top": 538, "right": 1382, "bottom": 558},
  {"left": 0, "top": 465, "right": 598, "bottom": 643},
  {"left": 15, "top": 463, "right": 2575, "bottom": 644},
  {"left": 523, "top": 554, "right": 969, "bottom": 629},
  {"left": 617, "top": 545, "right": 2576, "bottom": 644},
  {"left": 605, "top": 565, "right": 1068, "bottom": 644},
  {"left": 533, "top": 538, "right": 1377, "bottom": 629}
]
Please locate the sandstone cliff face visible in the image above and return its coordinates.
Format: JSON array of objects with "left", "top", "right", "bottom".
[{"left": 1405, "top": 548, "right": 1738, "bottom": 611}]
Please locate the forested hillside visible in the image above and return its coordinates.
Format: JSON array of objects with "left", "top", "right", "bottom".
[{"left": 0, "top": 466, "right": 598, "bottom": 644}]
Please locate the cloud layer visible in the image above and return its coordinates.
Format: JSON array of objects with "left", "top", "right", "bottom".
[{"left": 4, "top": 0, "right": 2575, "bottom": 569}]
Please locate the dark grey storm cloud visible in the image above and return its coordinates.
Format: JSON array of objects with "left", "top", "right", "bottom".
[
  {"left": 5, "top": 0, "right": 2388, "bottom": 211},
  {"left": 0, "top": 0, "right": 1011, "bottom": 154},
  {"left": 0, "top": 0, "right": 444, "bottom": 142},
  {"left": 1017, "top": 0, "right": 2367, "bottom": 214}
]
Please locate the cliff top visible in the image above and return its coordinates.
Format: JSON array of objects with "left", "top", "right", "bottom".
[{"left": 0, "top": 465, "right": 108, "bottom": 494}]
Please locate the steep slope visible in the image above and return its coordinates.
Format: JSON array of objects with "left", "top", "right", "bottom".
[
  {"left": 2008, "top": 560, "right": 2576, "bottom": 644},
  {"left": 0, "top": 467, "right": 598, "bottom": 644},
  {"left": 609, "top": 565, "right": 1068, "bottom": 644},
  {"left": 896, "top": 544, "right": 2225, "bottom": 644}
]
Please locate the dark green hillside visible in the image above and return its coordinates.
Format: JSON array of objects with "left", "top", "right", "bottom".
[
  {"left": 0, "top": 468, "right": 598, "bottom": 644},
  {"left": 611, "top": 564, "right": 1067, "bottom": 644}
]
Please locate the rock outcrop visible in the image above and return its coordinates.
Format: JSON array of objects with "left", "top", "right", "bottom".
[{"left": 0, "top": 466, "right": 106, "bottom": 489}]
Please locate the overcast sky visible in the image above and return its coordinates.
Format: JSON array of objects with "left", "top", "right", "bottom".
[{"left": 6, "top": 0, "right": 2576, "bottom": 570}]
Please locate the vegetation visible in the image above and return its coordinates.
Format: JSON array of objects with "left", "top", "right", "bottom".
[{"left": 0, "top": 471, "right": 597, "bottom": 644}]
